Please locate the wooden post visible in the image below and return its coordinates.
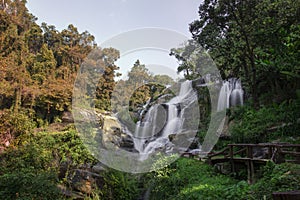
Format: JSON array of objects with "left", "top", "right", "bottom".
[
  {"left": 250, "top": 160, "right": 255, "bottom": 184},
  {"left": 246, "top": 145, "right": 255, "bottom": 184},
  {"left": 268, "top": 146, "right": 273, "bottom": 159},
  {"left": 229, "top": 145, "right": 235, "bottom": 173},
  {"left": 247, "top": 145, "right": 253, "bottom": 159},
  {"left": 296, "top": 147, "right": 300, "bottom": 164},
  {"left": 247, "top": 160, "right": 250, "bottom": 184},
  {"left": 276, "top": 146, "right": 285, "bottom": 164}
]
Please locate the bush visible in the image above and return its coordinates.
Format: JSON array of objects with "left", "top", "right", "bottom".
[
  {"left": 250, "top": 162, "right": 300, "bottom": 199},
  {"left": 0, "top": 109, "right": 35, "bottom": 143},
  {"left": 146, "top": 159, "right": 300, "bottom": 200},
  {"left": 100, "top": 170, "right": 140, "bottom": 200},
  {"left": 0, "top": 170, "right": 62, "bottom": 200},
  {"left": 148, "top": 158, "right": 251, "bottom": 200},
  {"left": 0, "top": 129, "right": 98, "bottom": 199},
  {"left": 0, "top": 129, "right": 96, "bottom": 174},
  {"left": 229, "top": 101, "right": 300, "bottom": 143}
]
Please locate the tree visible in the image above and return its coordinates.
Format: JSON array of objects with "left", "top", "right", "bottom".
[
  {"left": 152, "top": 74, "right": 174, "bottom": 85},
  {"left": 128, "top": 60, "right": 152, "bottom": 86},
  {"left": 25, "top": 23, "right": 43, "bottom": 53},
  {"left": 94, "top": 47, "right": 121, "bottom": 110},
  {"left": 190, "top": 0, "right": 300, "bottom": 106},
  {"left": 0, "top": 1, "right": 100, "bottom": 122},
  {"left": 170, "top": 40, "right": 217, "bottom": 80}
]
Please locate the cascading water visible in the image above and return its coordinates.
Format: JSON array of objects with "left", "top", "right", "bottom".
[
  {"left": 131, "top": 80, "right": 198, "bottom": 156},
  {"left": 217, "top": 78, "right": 244, "bottom": 111},
  {"left": 230, "top": 79, "right": 243, "bottom": 107},
  {"left": 133, "top": 104, "right": 159, "bottom": 152},
  {"left": 161, "top": 104, "right": 180, "bottom": 137},
  {"left": 217, "top": 81, "right": 231, "bottom": 111}
]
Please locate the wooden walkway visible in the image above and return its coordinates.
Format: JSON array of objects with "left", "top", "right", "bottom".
[
  {"left": 205, "top": 143, "right": 300, "bottom": 183},
  {"left": 182, "top": 143, "right": 300, "bottom": 184}
]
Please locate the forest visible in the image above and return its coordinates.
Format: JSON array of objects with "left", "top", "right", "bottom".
[{"left": 0, "top": 0, "right": 299, "bottom": 199}]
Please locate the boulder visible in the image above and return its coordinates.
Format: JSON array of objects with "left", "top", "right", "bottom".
[
  {"left": 101, "top": 114, "right": 137, "bottom": 152},
  {"left": 62, "top": 111, "right": 74, "bottom": 123},
  {"left": 169, "top": 131, "right": 198, "bottom": 153},
  {"left": 92, "top": 162, "right": 106, "bottom": 174},
  {"left": 58, "top": 184, "right": 85, "bottom": 200},
  {"left": 103, "top": 115, "right": 122, "bottom": 135},
  {"left": 220, "top": 116, "right": 231, "bottom": 138},
  {"left": 69, "top": 169, "right": 104, "bottom": 194}
]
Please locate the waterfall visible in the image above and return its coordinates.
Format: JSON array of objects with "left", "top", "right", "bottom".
[
  {"left": 217, "top": 78, "right": 244, "bottom": 111},
  {"left": 217, "top": 81, "right": 231, "bottom": 111},
  {"left": 161, "top": 104, "right": 180, "bottom": 137},
  {"left": 132, "top": 80, "right": 197, "bottom": 156},
  {"left": 133, "top": 104, "right": 159, "bottom": 152}
]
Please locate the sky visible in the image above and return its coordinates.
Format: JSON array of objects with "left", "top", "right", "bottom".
[{"left": 26, "top": 0, "right": 202, "bottom": 79}]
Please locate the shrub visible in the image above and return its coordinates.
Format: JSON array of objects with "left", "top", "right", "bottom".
[
  {"left": 0, "top": 109, "right": 35, "bottom": 144},
  {"left": 0, "top": 129, "right": 96, "bottom": 174},
  {"left": 0, "top": 170, "right": 63, "bottom": 200},
  {"left": 250, "top": 162, "right": 300, "bottom": 199},
  {"left": 149, "top": 158, "right": 251, "bottom": 200},
  {"left": 229, "top": 101, "right": 300, "bottom": 143},
  {"left": 100, "top": 170, "right": 140, "bottom": 200}
]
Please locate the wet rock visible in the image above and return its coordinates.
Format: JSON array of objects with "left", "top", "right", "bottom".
[
  {"left": 220, "top": 116, "right": 230, "bottom": 138},
  {"left": 168, "top": 131, "right": 198, "bottom": 152},
  {"left": 62, "top": 111, "right": 74, "bottom": 123},
  {"left": 69, "top": 169, "right": 104, "bottom": 194},
  {"left": 59, "top": 160, "right": 72, "bottom": 180},
  {"left": 119, "top": 134, "right": 135, "bottom": 149},
  {"left": 101, "top": 115, "right": 137, "bottom": 152},
  {"left": 92, "top": 162, "right": 106, "bottom": 174},
  {"left": 103, "top": 115, "right": 122, "bottom": 135},
  {"left": 58, "top": 184, "right": 85, "bottom": 200}
]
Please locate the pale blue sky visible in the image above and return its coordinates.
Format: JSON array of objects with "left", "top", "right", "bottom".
[{"left": 26, "top": 0, "right": 202, "bottom": 79}]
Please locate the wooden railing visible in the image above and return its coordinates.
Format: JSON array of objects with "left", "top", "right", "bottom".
[
  {"left": 206, "top": 143, "right": 300, "bottom": 164},
  {"left": 203, "top": 143, "right": 300, "bottom": 184}
]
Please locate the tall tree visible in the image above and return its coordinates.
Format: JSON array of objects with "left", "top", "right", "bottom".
[
  {"left": 127, "top": 60, "right": 152, "bottom": 86},
  {"left": 190, "top": 0, "right": 300, "bottom": 106},
  {"left": 91, "top": 47, "right": 121, "bottom": 111}
]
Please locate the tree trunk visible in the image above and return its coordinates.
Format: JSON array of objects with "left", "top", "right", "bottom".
[{"left": 14, "top": 87, "right": 21, "bottom": 112}]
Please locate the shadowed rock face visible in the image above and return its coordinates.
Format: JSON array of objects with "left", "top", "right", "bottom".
[
  {"left": 62, "top": 111, "right": 74, "bottom": 123},
  {"left": 59, "top": 161, "right": 107, "bottom": 198},
  {"left": 101, "top": 114, "right": 136, "bottom": 152},
  {"left": 103, "top": 115, "right": 122, "bottom": 137},
  {"left": 74, "top": 108, "right": 137, "bottom": 152}
]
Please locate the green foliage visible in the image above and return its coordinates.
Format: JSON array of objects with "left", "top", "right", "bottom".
[
  {"left": 100, "top": 170, "right": 140, "bottom": 200},
  {"left": 149, "top": 158, "right": 250, "bottom": 200},
  {"left": 0, "top": 109, "right": 35, "bottom": 145},
  {"left": 112, "top": 59, "right": 175, "bottom": 116},
  {"left": 0, "top": 170, "right": 62, "bottom": 200},
  {"left": 250, "top": 162, "right": 300, "bottom": 199},
  {"left": 0, "top": 128, "right": 97, "bottom": 199},
  {"left": 0, "top": 0, "right": 121, "bottom": 122},
  {"left": 32, "top": 130, "right": 96, "bottom": 166},
  {"left": 146, "top": 158, "right": 300, "bottom": 200},
  {"left": 95, "top": 47, "right": 121, "bottom": 111},
  {"left": 0, "top": 143, "right": 51, "bottom": 173},
  {"left": 152, "top": 74, "right": 175, "bottom": 85},
  {"left": 128, "top": 60, "right": 152, "bottom": 85},
  {"left": 189, "top": 0, "right": 300, "bottom": 107},
  {"left": 229, "top": 101, "right": 300, "bottom": 143},
  {"left": 0, "top": 129, "right": 96, "bottom": 175}
]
